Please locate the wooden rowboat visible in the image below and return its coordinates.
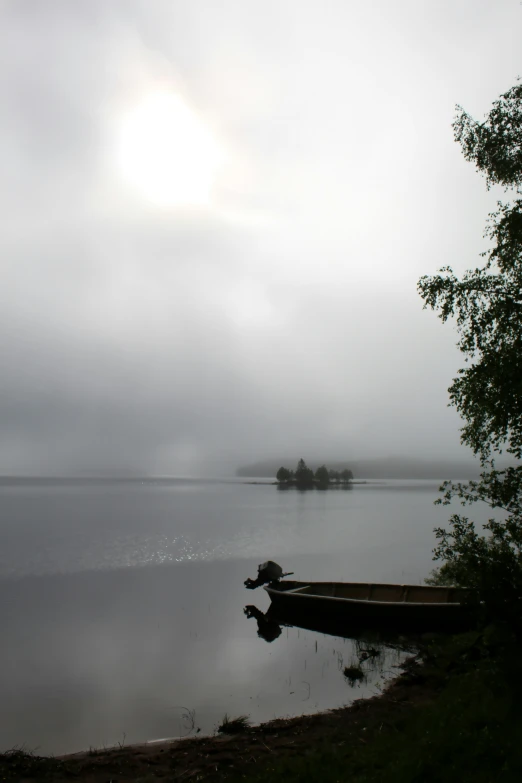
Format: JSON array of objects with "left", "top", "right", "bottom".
[{"left": 264, "top": 580, "right": 473, "bottom": 630}]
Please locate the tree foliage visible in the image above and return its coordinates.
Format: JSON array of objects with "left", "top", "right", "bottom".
[
  {"left": 315, "top": 465, "right": 330, "bottom": 486},
  {"left": 275, "top": 460, "right": 353, "bottom": 488},
  {"left": 453, "top": 81, "right": 522, "bottom": 190},
  {"left": 418, "top": 80, "right": 522, "bottom": 625},
  {"left": 295, "top": 458, "right": 315, "bottom": 487},
  {"left": 418, "top": 203, "right": 522, "bottom": 463},
  {"left": 276, "top": 466, "right": 292, "bottom": 483}
]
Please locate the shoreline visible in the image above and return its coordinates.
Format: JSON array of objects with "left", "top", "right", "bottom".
[
  {"left": 1, "top": 652, "right": 436, "bottom": 782},
  {"left": 7, "top": 628, "right": 516, "bottom": 783}
]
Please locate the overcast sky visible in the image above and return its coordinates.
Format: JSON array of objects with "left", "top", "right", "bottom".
[{"left": 1, "top": 0, "right": 521, "bottom": 476}]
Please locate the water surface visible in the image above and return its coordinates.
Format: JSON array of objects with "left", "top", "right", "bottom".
[{"left": 0, "top": 478, "right": 483, "bottom": 754}]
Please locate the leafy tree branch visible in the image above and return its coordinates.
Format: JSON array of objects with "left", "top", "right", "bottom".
[{"left": 419, "top": 80, "right": 522, "bottom": 626}]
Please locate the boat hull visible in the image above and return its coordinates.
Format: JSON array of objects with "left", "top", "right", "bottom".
[{"left": 264, "top": 581, "right": 473, "bottom": 632}]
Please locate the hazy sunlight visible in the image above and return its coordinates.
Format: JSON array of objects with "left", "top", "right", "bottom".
[{"left": 118, "top": 92, "right": 222, "bottom": 207}]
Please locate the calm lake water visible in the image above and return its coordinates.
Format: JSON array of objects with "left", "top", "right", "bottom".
[{"left": 0, "top": 477, "right": 486, "bottom": 755}]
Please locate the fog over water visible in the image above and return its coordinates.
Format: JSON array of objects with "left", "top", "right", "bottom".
[{"left": 1, "top": 0, "right": 521, "bottom": 476}]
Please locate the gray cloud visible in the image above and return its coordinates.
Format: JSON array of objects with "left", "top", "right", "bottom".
[{"left": 0, "top": 0, "right": 520, "bottom": 475}]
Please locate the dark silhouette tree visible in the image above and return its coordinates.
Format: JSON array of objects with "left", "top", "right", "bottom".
[
  {"left": 276, "top": 466, "right": 292, "bottom": 483},
  {"left": 295, "top": 458, "right": 314, "bottom": 487},
  {"left": 274, "top": 460, "right": 354, "bottom": 489},
  {"left": 418, "top": 80, "right": 522, "bottom": 626},
  {"left": 315, "top": 465, "right": 330, "bottom": 486}
]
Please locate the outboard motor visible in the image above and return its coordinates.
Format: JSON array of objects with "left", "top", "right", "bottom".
[{"left": 244, "top": 561, "right": 292, "bottom": 589}]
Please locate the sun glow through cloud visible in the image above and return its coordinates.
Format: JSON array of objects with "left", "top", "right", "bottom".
[{"left": 118, "top": 92, "right": 222, "bottom": 207}]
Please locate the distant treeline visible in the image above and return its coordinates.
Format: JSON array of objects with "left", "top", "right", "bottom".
[
  {"left": 276, "top": 458, "right": 353, "bottom": 489},
  {"left": 237, "top": 456, "right": 495, "bottom": 480}
]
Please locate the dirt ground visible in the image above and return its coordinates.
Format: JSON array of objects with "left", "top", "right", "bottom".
[{"left": 0, "top": 655, "right": 438, "bottom": 782}]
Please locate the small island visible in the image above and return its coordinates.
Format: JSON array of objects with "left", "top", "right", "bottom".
[{"left": 276, "top": 458, "right": 354, "bottom": 489}]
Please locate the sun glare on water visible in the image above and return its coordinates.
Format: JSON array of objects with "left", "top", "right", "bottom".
[{"left": 118, "top": 92, "right": 222, "bottom": 207}]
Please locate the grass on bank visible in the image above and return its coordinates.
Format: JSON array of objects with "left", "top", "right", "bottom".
[
  {"left": 230, "top": 627, "right": 522, "bottom": 783},
  {"left": 217, "top": 714, "right": 251, "bottom": 735},
  {"left": 342, "top": 664, "right": 366, "bottom": 687}
]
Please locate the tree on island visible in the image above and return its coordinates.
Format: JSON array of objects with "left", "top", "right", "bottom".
[
  {"left": 315, "top": 465, "right": 330, "bottom": 487},
  {"left": 276, "top": 466, "right": 292, "bottom": 483},
  {"left": 295, "top": 458, "right": 315, "bottom": 487},
  {"left": 275, "top": 459, "right": 354, "bottom": 488},
  {"left": 418, "top": 79, "right": 522, "bottom": 627}
]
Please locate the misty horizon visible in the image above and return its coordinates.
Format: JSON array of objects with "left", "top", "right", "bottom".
[
  {"left": 0, "top": 452, "right": 495, "bottom": 481},
  {"left": 1, "top": 0, "right": 520, "bottom": 476}
]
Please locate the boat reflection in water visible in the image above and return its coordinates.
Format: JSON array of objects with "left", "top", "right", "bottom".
[
  {"left": 244, "top": 603, "right": 416, "bottom": 654},
  {"left": 243, "top": 603, "right": 414, "bottom": 692},
  {"left": 244, "top": 605, "right": 283, "bottom": 643}
]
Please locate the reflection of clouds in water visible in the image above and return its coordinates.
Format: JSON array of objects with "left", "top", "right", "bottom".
[{"left": 0, "top": 559, "right": 410, "bottom": 756}]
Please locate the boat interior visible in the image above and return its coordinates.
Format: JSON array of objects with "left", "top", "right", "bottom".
[{"left": 274, "top": 581, "right": 469, "bottom": 604}]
